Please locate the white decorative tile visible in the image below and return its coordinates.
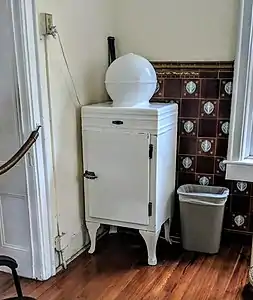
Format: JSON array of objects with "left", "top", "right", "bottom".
[
  {"left": 236, "top": 181, "right": 247, "bottom": 192},
  {"left": 182, "top": 157, "right": 192, "bottom": 169},
  {"left": 155, "top": 82, "right": 160, "bottom": 94},
  {"left": 234, "top": 215, "right": 244, "bottom": 227},
  {"left": 221, "top": 122, "right": 229, "bottom": 135},
  {"left": 204, "top": 101, "right": 214, "bottom": 115},
  {"left": 225, "top": 81, "right": 233, "bottom": 95},
  {"left": 201, "top": 140, "right": 212, "bottom": 153},
  {"left": 186, "top": 81, "right": 197, "bottom": 94},
  {"left": 183, "top": 121, "right": 194, "bottom": 133},
  {"left": 219, "top": 161, "right": 226, "bottom": 172},
  {"left": 199, "top": 176, "right": 209, "bottom": 186}
]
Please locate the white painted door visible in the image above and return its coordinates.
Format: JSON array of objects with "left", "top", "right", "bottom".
[
  {"left": 83, "top": 130, "right": 150, "bottom": 225},
  {"left": 0, "top": 0, "right": 34, "bottom": 278}
]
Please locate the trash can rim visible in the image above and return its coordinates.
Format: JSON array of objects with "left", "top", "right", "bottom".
[{"left": 177, "top": 184, "right": 229, "bottom": 199}]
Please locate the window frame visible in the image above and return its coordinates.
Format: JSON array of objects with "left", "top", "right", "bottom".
[{"left": 225, "top": 0, "right": 253, "bottom": 182}]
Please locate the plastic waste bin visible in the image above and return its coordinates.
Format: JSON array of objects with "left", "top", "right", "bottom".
[{"left": 177, "top": 184, "right": 229, "bottom": 254}]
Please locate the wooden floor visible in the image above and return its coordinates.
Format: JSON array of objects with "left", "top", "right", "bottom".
[{"left": 0, "top": 232, "right": 251, "bottom": 300}]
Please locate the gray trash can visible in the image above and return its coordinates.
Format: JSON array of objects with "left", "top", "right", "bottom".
[{"left": 177, "top": 184, "right": 229, "bottom": 254}]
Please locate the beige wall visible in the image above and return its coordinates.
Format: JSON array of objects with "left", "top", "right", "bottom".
[
  {"left": 35, "top": 0, "right": 239, "bottom": 266},
  {"left": 113, "top": 0, "right": 239, "bottom": 61},
  {"left": 36, "top": 0, "right": 112, "bottom": 263}
]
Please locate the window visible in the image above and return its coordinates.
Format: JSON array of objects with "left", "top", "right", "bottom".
[{"left": 225, "top": 0, "right": 253, "bottom": 182}]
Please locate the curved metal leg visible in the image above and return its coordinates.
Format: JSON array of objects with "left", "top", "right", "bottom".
[
  {"left": 86, "top": 222, "right": 100, "bottom": 254},
  {"left": 139, "top": 229, "right": 161, "bottom": 266}
]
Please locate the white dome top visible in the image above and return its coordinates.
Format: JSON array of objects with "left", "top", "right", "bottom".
[
  {"left": 105, "top": 53, "right": 157, "bottom": 83},
  {"left": 105, "top": 53, "right": 157, "bottom": 107}
]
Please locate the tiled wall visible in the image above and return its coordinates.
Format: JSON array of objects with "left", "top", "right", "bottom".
[{"left": 151, "top": 61, "right": 253, "bottom": 237}]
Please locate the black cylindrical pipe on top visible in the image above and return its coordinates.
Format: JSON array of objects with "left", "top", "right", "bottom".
[{"left": 107, "top": 36, "right": 116, "bottom": 66}]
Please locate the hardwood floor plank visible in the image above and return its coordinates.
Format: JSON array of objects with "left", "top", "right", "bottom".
[
  {"left": 0, "top": 234, "right": 250, "bottom": 300},
  {"left": 159, "top": 253, "right": 205, "bottom": 300},
  {"left": 0, "top": 273, "right": 13, "bottom": 299},
  {"left": 180, "top": 253, "right": 217, "bottom": 300},
  {"left": 113, "top": 267, "right": 162, "bottom": 300},
  {"left": 206, "top": 244, "right": 243, "bottom": 300},
  {"left": 96, "top": 269, "right": 139, "bottom": 300},
  {"left": 75, "top": 239, "right": 141, "bottom": 300},
  {"left": 140, "top": 260, "right": 182, "bottom": 299},
  {"left": 222, "top": 245, "right": 250, "bottom": 300},
  {"left": 37, "top": 257, "right": 94, "bottom": 300}
]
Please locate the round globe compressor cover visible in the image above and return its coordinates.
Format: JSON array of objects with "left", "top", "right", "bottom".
[{"left": 105, "top": 53, "right": 157, "bottom": 107}]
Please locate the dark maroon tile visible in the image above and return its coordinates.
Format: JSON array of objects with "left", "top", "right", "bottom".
[
  {"left": 153, "top": 79, "right": 164, "bottom": 98},
  {"left": 250, "top": 215, "right": 253, "bottom": 232},
  {"left": 200, "top": 71, "right": 218, "bottom": 79},
  {"left": 214, "top": 157, "right": 226, "bottom": 175},
  {"left": 250, "top": 198, "right": 253, "bottom": 214},
  {"left": 225, "top": 196, "right": 231, "bottom": 212},
  {"left": 232, "top": 181, "right": 252, "bottom": 196},
  {"left": 201, "top": 79, "right": 220, "bottom": 99},
  {"left": 219, "top": 71, "right": 234, "bottom": 79},
  {"left": 231, "top": 195, "right": 250, "bottom": 214},
  {"left": 181, "top": 99, "right": 199, "bottom": 118},
  {"left": 164, "top": 79, "right": 182, "bottom": 98},
  {"left": 182, "top": 79, "right": 200, "bottom": 98},
  {"left": 196, "top": 156, "right": 214, "bottom": 174},
  {"left": 178, "top": 172, "right": 196, "bottom": 186},
  {"left": 175, "top": 172, "right": 179, "bottom": 187},
  {"left": 178, "top": 155, "right": 196, "bottom": 173},
  {"left": 179, "top": 137, "right": 197, "bottom": 155},
  {"left": 223, "top": 212, "right": 232, "bottom": 230},
  {"left": 195, "top": 174, "right": 214, "bottom": 186},
  {"left": 231, "top": 212, "right": 249, "bottom": 231},
  {"left": 198, "top": 119, "right": 217, "bottom": 137},
  {"left": 177, "top": 135, "right": 180, "bottom": 152},
  {"left": 218, "top": 100, "right": 231, "bottom": 118},
  {"left": 216, "top": 138, "right": 228, "bottom": 157},
  {"left": 199, "top": 100, "right": 218, "bottom": 118},
  {"left": 197, "top": 138, "right": 215, "bottom": 156},
  {"left": 179, "top": 119, "right": 198, "bottom": 136},
  {"left": 218, "top": 120, "right": 230, "bottom": 137},
  {"left": 214, "top": 176, "right": 232, "bottom": 189},
  {"left": 220, "top": 79, "right": 233, "bottom": 99}
]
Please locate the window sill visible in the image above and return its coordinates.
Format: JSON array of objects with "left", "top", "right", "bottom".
[{"left": 224, "top": 159, "right": 253, "bottom": 182}]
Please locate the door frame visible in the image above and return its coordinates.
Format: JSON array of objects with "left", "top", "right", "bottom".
[{"left": 10, "top": 0, "right": 55, "bottom": 280}]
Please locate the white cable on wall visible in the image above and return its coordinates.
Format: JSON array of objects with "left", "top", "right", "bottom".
[{"left": 47, "top": 25, "right": 82, "bottom": 107}]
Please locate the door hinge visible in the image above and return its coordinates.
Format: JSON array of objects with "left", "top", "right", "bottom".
[
  {"left": 148, "top": 202, "right": 152, "bottom": 217},
  {"left": 149, "top": 144, "right": 153, "bottom": 159},
  {"left": 27, "top": 151, "right": 34, "bottom": 167}
]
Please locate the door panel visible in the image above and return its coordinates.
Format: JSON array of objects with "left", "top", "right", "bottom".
[
  {"left": 0, "top": 2, "right": 20, "bottom": 162},
  {"left": 0, "top": 165, "right": 27, "bottom": 195},
  {"left": 84, "top": 130, "right": 150, "bottom": 226},
  {"left": 0, "top": 194, "right": 30, "bottom": 249},
  {"left": 0, "top": 0, "right": 33, "bottom": 278}
]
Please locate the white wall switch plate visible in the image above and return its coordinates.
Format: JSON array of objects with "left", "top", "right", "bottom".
[{"left": 39, "top": 13, "right": 54, "bottom": 36}]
